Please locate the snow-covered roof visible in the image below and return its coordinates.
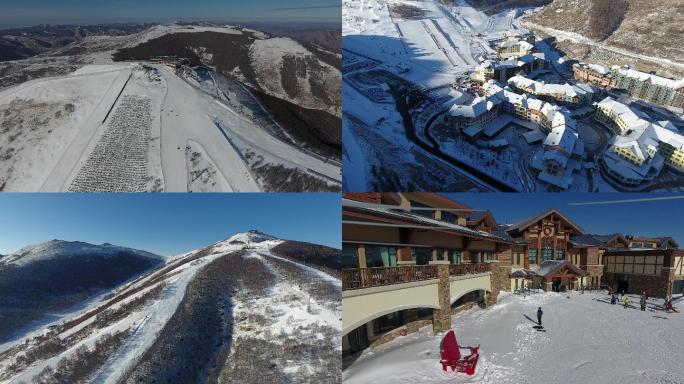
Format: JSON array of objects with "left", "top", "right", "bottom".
[
  {"left": 569, "top": 234, "right": 605, "bottom": 247},
  {"left": 617, "top": 67, "right": 684, "bottom": 90},
  {"left": 602, "top": 150, "right": 664, "bottom": 180},
  {"left": 508, "top": 75, "right": 592, "bottom": 99},
  {"left": 448, "top": 96, "right": 501, "bottom": 118},
  {"left": 534, "top": 260, "right": 589, "bottom": 278},
  {"left": 510, "top": 268, "right": 540, "bottom": 278},
  {"left": 597, "top": 97, "right": 646, "bottom": 128},
  {"left": 507, "top": 209, "right": 584, "bottom": 235},
  {"left": 342, "top": 200, "right": 514, "bottom": 244}
]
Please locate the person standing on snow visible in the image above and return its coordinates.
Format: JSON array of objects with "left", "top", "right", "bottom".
[
  {"left": 611, "top": 292, "right": 617, "bottom": 305},
  {"left": 537, "top": 306, "right": 543, "bottom": 326},
  {"left": 640, "top": 293, "right": 646, "bottom": 311},
  {"left": 624, "top": 296, "right": 630, "bottom": 308}
]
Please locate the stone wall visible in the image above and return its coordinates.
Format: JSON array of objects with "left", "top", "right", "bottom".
[{"left": 586, "top": 265, "right": 604, "bottom": 285}]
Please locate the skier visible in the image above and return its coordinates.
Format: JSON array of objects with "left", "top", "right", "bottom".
[
  {"left": 664, "top": 296, "right": 671, "bottom": 313},
  {"left": 537, "top": 306, "right": 543, "bottom": 326},
  {"left": 611, "top": 292, "right": 617, "bottom": 305},
  {"left": 623, "top": 296, "right": 630, "bottom": 308},
  {"left": 640, "top": 293, "right": 646, "bottom": 311}
]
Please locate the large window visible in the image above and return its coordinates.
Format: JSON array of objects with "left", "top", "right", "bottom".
[
  {"left": 342, "top": 244, "right": 359, "bottom": 268},
  {"left": 450, "top": 249, "right": 462, "bottom": 265},
  {"left": 513, "top": 252, "right": 522, "bottom": 265},
  {"left": 529, "top": 249, "right": 537, "bottom": 264},
  {"left": 605, "top": 254, "right": 663, "bottom": 275},
  {"left": 372, "top": 311, "right": 403, "bottom": 334},
  {"left": 555, "top": 250, "right": 565, "bottom": 261},
  {"left": 441, "top": 211, "right": 457, "bottom": 224},
  {"left": 411, "top": 202, "right": 435, "bottom": 220},
  {"left": 483, "top": 251, "right": 495, "bottom": 262},
  {"left": 541, "top": 249, "right": 553, "bottom": 262},
  {"left": 365, "top": 245, "right": 398, "bottom": 268},
  {"left": 412, "top": 248, "right": 432, "bottom": 265}
]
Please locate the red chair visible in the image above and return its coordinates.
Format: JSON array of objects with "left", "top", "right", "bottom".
[{"left": 439, "top": 329, "right": 480, "bottom": 376}]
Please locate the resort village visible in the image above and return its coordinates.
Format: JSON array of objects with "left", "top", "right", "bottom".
[{"left": 342, "top": 192, "right": 684, "bottom": 356}]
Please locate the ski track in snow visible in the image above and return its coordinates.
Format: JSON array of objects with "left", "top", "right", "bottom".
[{"left": 343, "top": 292, "right": 684, "bottom": 384}]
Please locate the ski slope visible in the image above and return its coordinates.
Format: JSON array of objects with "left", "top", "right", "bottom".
[
  {"left": 0, "top": 232, "right": 304, "bottom": 384},
  {"left": 343, "top": 291, "right": 684, "bottom": 384},
  {"left": 0, "top": 61, "right": 340, "bottom": 191}
]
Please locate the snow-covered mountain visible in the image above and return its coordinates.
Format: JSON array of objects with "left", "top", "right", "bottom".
[
  {"left": 0, "top": 232, "right": 341, "bottom": 384},
  {"left": 0, "top": 240, "right": 163, "bottom": 343},
  {"left": 0, "top": 239, "right": 162, "bottom": 267},
  {"left": 225, "top": 229, "right": 279, "bottom": 244}
]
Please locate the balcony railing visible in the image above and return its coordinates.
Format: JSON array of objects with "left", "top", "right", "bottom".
[
  {"left": 342, "top": 265, "right": 438, "bottom": 290},
  {"left": 341, "top": 263, "right": 493, "bottom": 290},
  {"left": 449, "top": 263, "right": 491, "bottom": 276}
]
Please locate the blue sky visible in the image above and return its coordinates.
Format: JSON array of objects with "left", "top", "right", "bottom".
[
  {"left": 0, "top": 0, "right": 340, "bottom": 28},
  {"left": 0, "top": 193, "right": 340, "bottom": 256},
  {"left": 447, "top": 193, "right": 684, "bottom": 243}
]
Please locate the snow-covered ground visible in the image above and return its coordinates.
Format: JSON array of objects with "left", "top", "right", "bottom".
[
  {"left": 343, "top": 291, "right": 684, "bottom": 384},
  {"left": 0, "top": 60, "right": 339, "bottom": 191},
  {"left": 0, "top": 22, "right": 341, "bottom": 192},
  {"left": 0, "top": 231, "right": 310, "bottom": 384}
]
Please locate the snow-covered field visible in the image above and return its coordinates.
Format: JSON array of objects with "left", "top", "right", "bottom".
[{"left": 343, "top": 291, "right": 684, "bottom": 384}]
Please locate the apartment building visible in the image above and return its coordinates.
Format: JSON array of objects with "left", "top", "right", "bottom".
[
  {"left": 613, "top": 68, "right": 684, "bottom": 110},
  {"left": 508, "top": 75, "right": 594, "bottom": 106},
  {"left": 596, "top": 97, "right": 684, "bottom": 187}
]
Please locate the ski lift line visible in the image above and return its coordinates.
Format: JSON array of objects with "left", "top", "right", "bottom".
[{"left": 101, "top": 71, "right": 133, "bottom": 124}]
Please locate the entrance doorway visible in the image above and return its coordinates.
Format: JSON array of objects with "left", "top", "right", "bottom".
[
  {"left": 552, "top": 279, "right": 561, "bottom": 292},
  {"left": 673, "top": 280, "right": 684, "bottom": 296},
  {"left": 616, "top": 279, "right": 629, "bottom": 294}
]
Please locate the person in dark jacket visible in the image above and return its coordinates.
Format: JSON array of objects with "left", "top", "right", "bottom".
[
  {"left": 611, "top": 293, "right": 617, "bottom": 304},
  {"left": 640, "top": 292, "right": 647, "bottom": 311},
  {"left": 537, "top": 307, "right": 543, "bottom": 326}
]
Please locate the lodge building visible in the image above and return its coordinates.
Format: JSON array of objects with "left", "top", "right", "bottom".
[{"left": 342, "top": 193, "right": 684, "bottom": 357}]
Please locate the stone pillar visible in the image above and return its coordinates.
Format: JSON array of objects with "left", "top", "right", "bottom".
[
  {"left": 432, "top": 262, "right": 451, "bottom": 333},
  {"left": 358, "top": 244, "right": 367, "bottom": 268},
  {"left": 486, "top": 261, "right": 509, "bottom": 307},
  {"left": 463, "top": 238, "right": 470, "bottom": 264},
  {"left": 544, "top": 280, "right": 553, "bottom": 291}
]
